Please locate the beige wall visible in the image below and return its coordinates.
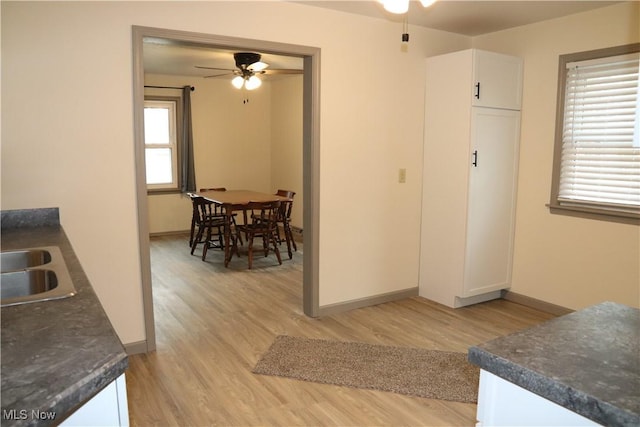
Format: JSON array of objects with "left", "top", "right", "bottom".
[
  {"left": 271, "top": 76, "right": 303, "bottom": 230},
  {"left": 1, "top": 1, "right": 468, "bottom": 344},
  {"left": 472, "top": 2, "right": 640, "bottom": 310}
]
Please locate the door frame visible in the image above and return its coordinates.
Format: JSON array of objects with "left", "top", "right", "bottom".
[{"left": 132, "top": 26, "right": 321, "bottom": 352}]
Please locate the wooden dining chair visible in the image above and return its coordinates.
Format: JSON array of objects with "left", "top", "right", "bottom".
[
  {"left": 275, "top": 189, "right": 297, "bottom": 259},
  {"left": 233, "top": 200, "right": 282, "bottom": 269},
  {"left": 198, "top": 187, "right": 243, "bottom": 246},
  {"left": 189, "top": 195, "right": 227, "bottom": 261},
  {"left": 188, "top": 192, "right": 219, "bottom": 248},
  {"left": 188, "top": 193, "right": 199, "bottom": 247}
]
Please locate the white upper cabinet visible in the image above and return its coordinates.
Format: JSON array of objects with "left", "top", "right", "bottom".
[{"left": 471, "top": 50, "right": 523, "bottom": 110}]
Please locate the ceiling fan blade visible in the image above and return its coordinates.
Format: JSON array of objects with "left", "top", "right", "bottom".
[
  {"left": 203, "top": 72, "right": 234, "bottom": 78},
  {"left": 262, "top": 69, "right": 304, "bottom": 75},
  {"left": 195, "top": 65, "right": 235, "bottom": 72}
]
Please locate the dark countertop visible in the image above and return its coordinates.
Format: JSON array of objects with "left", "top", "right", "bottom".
[
  {"left": 1, "top": 209, "right": 128, "bottom": 427},
  {"left": 468, "top": 301, "right": 640, "bottom": 427}
]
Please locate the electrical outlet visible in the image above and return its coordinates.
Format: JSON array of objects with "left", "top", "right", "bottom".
[{"left": 399, "top": 168, "right": 406, "bottom": 183}]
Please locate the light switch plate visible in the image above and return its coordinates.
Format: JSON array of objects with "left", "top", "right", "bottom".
[{"left": 399, "top": 168, "right": 406, "bottom": 183}]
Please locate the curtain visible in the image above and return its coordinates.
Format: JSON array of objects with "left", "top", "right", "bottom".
[{"left": 180, "top": 86, "right": 196, "bottom": 192}]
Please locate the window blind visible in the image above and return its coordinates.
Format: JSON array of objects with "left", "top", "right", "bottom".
[{"left": 559, "top": 52, "right": 640, "bottom": 213}]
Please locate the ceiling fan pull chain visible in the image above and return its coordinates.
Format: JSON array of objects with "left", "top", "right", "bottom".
[{"left": 402, "top": 14, "right": 409, "bottom": 43}]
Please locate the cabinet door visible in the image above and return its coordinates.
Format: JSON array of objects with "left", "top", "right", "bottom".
[
  {"left": 477, "top": 370, "right": 599, "bottom": 426},
  {"left": 463, "top": 108, "right": 520, "bottom": 297},
  {"left": 61, "top": 374, "right": 129, "bottom": 426},
  {"left": 472, "top": 50, "right": 523, "bottom": 110}
]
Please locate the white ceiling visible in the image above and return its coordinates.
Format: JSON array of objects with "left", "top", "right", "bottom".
[
  {"left": 143, "top": 38, "right": 305, "bottom": 78},
  {"left": 296, "top": 0, "right": 622, "bottom": 36},
  {"left": 143, "top": 1, "right": 622, "bottom": 78}
]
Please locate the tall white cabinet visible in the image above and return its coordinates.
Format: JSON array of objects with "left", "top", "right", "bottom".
[{"left": 419, "top": 49, "right": 523, "bottom": 308}]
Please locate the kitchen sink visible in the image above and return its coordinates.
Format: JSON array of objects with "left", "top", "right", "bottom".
[
  {"left": 1, "top": 249, "right": 52, "bottom": 273},
  {"left": 1, "top": 269, "right": 58, "bottom": 299},
  {"left": 1, "top": 246, "right": 76, "bottom": 307}
]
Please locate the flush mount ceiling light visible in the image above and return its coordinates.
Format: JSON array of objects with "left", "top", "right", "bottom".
[
  {"left": 382, "top": 0, "right": 409, "bottom": 14},
  {"left": 420, "top": 0, "right": 437, "bottom": 7},
  {"left": 380, "top": 0, "right": 437, "bottom": 14},
  {"left": 379, "top": 0, "right": 438, "bottom": 43}
]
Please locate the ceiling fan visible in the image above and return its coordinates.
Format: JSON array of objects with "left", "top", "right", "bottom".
[{"left": 195, "top": 52, "right": 302, "bottom": 90}]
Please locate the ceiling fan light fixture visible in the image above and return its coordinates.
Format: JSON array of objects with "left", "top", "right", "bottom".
[
  {"left": 250, "top": 61, "right": 269, "bottom": 71},
  {"left": 381, "top": 0, "right": 409, "bottom": 14},
  {"left": 231, "top": 75, "right": 245, "bottom": 89},
  {"left": 245, "top": 75, "right": 262, "bottom": 90},
  {"left": 420, "top": 0, "right": 437, "bottom": 7},
  {"left": 234, "top": 52, "right": 262, "bottom": 69}
]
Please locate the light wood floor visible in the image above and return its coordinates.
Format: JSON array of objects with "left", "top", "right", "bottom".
[{"left": 126, "top": 234, "right": 555, "bottom": 426}]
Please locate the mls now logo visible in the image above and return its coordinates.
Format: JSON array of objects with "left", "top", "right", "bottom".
[{"left": 3, "top": 409, "right": 56, "bottom": 421}]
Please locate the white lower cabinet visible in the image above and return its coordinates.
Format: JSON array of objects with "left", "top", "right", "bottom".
[
  {"left": 476, "top": 370, "right": 599, "bottom": 426},
  {"left": 420, "top": 106, "right": 521, "bottom": 307},
  {"left": 61, "top": 373, "right": 129, "bottom": 426},
  {"left": 463, "top": 108, "right": 520, "bottom": 297}
]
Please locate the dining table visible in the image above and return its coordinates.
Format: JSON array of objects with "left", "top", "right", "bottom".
[{"left": 196, "top": 189, "right": 292, "bottom": 267}]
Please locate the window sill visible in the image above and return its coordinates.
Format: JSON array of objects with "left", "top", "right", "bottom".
[
  {"left": 147, "top": 188, "right": 183, "bottom": 196},
  {"left": 547, "top": 203, "right": 639, "bottom": 225}
]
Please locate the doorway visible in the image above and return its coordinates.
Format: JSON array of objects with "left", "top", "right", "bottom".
[{"left": 132, "top": 26, "right": 320, "bottom": 352}]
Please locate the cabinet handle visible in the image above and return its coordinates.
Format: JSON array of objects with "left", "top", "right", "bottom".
[
  {"left": 472, "top": 150, "right": 478, "bottom": 167},
  {"left": 475, "top": 82, "right": 480, "bottom": 99}
]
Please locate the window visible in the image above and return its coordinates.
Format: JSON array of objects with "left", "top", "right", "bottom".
[
  {"left": 144, "top": 98, "right": 180, "bottom": 191},
  {"left": 550, "top": 43, "right": 640, "bottom": 223}
]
